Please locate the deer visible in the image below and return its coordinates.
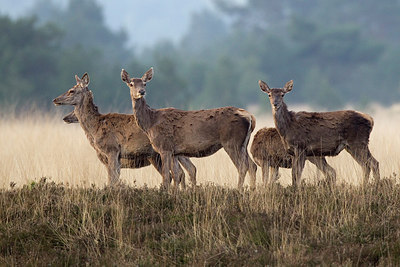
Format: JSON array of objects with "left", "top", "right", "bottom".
[
  {"left": 121, "top": 67, "right": 258, "bottom": 190},
  {"left": 258, "top": 79, "right": 380, "bottom": 187},
  {"left": 251, "top": 127, "right": 336, "bottom": 185},
  {"left": 53, "top": 73, "right": 197, "bottom": 188}
]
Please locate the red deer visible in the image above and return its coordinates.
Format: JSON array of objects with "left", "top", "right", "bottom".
[
  {"left": 258, "top": 80, "right": 380, "bottom": 187},
  {"left": 53, "top": 73, "right": 196, "bottom": 187},
  {"left": 251, "top": 127, "right": 336, "bottom": 185},
  {"left": 121, "top": 68, "right": 258, "bottom": 189}
]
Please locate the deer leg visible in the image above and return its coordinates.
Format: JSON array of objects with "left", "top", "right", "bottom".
[
  {"left": 292, "top": 148, "right": 306, "bottom": 188},
  {"left": 148, "top": 154, "right": 165, "bottom": 181},
  {"left": 224, "top": 146, "right": 250, "bottom": 189},
  {"left": 346, "top": 146, "right": 380, "bottom": 185},
  {"left": 96, "top": 152, "right": 108, "bottom": 165},
  {"left": 177, "top": 156, "right": 197, "bottom": 186},
  {"left": 150, "top": 154, "right": 184, "bottom": 187},
  {"left": 261, "top": 161, "right": 270, "bottom": 186},
  {"left": 172, "top": 157, "right": 186, "bottom": 190},
  {"left": 308, "top": 157, "right": 337, "bottom": 185},
  {"left": 346, "top": 146, "right": 370, "bottom": 185},
  {"left": 106, "top": 152, "right": 121, "bottom": 186},
  {"left": 270, "top": 166, "right": 280, "bottom": 183},
  {"left": 248, "top": 157, "right": 258, "bottom": 188},
  {"left": 159, "top": 152, "right": 173, "bottom": 190},
  {"left": 370, "top": 155, "right": 380, "bottom": 182}
]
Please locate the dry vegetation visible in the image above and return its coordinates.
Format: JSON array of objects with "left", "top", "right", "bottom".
[{"left": 1, "top": 106, "right": 400, "bottom": 265}]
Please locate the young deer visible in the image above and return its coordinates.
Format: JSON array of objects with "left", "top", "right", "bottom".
[
  {"left": 258, "top": 80, "right": 380, "bottom": 187},
  {"left": 53, "top": 73, "right": 196, "bottom": 187},
  {"left": 121, "top": 68, "right": 258, "bottom": 190},
  {"left": 251, "top": 127, "right": 336, "bottom": 185}
]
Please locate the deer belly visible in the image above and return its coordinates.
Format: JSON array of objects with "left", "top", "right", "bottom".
[
  {"left": 121, "top": 143, "right": 154, "bottom": 157},
  {"left": 177, "top": 143, "right": 223, "bottom": 158},
  {"left": 120, "top": 156, "right": 151, "bottom": 168},
  {"left": 306, "top": 142, "right": 344, "bottom": 157}
]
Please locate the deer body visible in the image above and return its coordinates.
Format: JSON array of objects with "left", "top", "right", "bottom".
[
  {"left": 251, "top": 127, "right": 336, "bottom": 185},
  {"left": 53, "top": 73, "right": 196, "bottom": 187},
  {"left": 123, "top": 68, "right": 257, "bottom": 189},
  {"left": 259, "top": 80, "right": 380, "bottom": 187}
]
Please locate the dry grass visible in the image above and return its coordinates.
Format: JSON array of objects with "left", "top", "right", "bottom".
[
  {"left": 1, "top": 107, "right": 400, "bottom": 265},
  {"left": 0, "top": 107, "right": 399, "bottom": 188}
]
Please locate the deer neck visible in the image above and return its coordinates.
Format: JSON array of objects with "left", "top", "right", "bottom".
[
  {"left": 272, "top": 102, "right": 293, "bottom": 138},
  {"left": 131, "top": 97, "right": 155, "bottom": 133},
  {"left": 74, "top": 93, "right": 101, "bottom": 135}
]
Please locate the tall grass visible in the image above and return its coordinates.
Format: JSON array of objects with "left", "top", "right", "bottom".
[
  {"left": 1, "top": 178, "right": 400, "bottom": 265},
  {"left": 0, "top": 107, "right": 400, "bottom": 265},
  {"left": 0, "top": 106, "right": 399, "bottom": 188}
]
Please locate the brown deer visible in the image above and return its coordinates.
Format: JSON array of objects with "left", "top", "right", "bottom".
[
  {"left": 121, "top": 68, "right": 258, "bottom": 189},
  {"left": 53, "top": 73, "right": 197, "bottom": 187},
  {"left": 251, "top": 127, "right": 336, "bottom": 185},
  {"left": 258, "top": 79, "right": 380, "bottom": 187}
]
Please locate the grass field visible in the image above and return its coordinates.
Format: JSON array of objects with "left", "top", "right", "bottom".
[
  {"left": 1, "top": 106, "right": 400, "bottom": 265},
  {"left": 1, "top": 106, "right": 399, "bottom": 188}
]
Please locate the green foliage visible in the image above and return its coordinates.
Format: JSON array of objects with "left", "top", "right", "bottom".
[
  {"left": 1, "top": 0, "right": 400, "bottom": 111},
  {"left": 0, "top": 16, "right": 61, "bottom": 106}
]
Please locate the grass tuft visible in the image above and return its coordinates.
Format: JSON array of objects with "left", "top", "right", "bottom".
[{"left": 1, "top": 178, "right": 400, "bottom": 265}]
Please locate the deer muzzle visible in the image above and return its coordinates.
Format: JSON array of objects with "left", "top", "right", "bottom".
[{"left": 53, "top": 98, "right": 61, "bottom": 106}]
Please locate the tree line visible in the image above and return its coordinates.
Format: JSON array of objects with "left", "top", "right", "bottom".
[{"left": 1, "top": 0, "right": 400, "bottom": 112}]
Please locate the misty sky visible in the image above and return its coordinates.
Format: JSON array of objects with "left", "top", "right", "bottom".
[{"left": 0, "top": 0, "right": 245, "bottom": 48}]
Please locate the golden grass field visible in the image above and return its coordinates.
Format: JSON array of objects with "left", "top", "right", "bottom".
[
  {"left": 1, "top": 104, "right": 399, "bottom": 189},
  {"left": 1, "top": 105, "right": 400, "bottom": 265}
]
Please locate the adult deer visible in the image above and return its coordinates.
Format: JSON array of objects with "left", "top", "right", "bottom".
[
  {"left": 53, "top": 73, "right": 196, "bottom": 187},
  {"left": 258, "top": 80, "right": 380, "bottom": 187},
  {"left": 251, "top": 127, "right": 336, "bottom": 185},
  {"left": 121, "top": 68, "right": 257, "bottom": 189}
]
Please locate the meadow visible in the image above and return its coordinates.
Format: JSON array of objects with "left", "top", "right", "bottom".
[{"left": 1, "top": 105, "right": 400, "bottom": 265}]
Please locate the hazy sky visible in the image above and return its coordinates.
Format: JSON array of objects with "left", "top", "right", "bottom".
[{"left": 0, "top": 0, "right": 245, "bottom": 48}]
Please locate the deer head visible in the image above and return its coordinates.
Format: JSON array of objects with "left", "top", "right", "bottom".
[
  {"left": 53, "top": 73, "right": 90, "bottom": 106},
  {"left": 259, "top": 80, "right": 293, "bottom": 110},
  {"left": 121, "top": 68, "right": 153, "bottom": 100},
  {"left": 63, "top": 111, "right": 79, "bottom": 124}
]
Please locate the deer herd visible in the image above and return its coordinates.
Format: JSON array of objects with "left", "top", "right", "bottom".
[{"left": 53, "top": 68, "right": 380, "bottom": 190}]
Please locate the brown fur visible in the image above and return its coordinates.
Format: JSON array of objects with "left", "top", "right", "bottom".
[
  {"left": 251, "top": 127, "right": 336, "bottom": 185},
  {"left": 53, "top": 73, "right": 197, "bottom": 187},
  {"left": 122, "top": 68, "right": 258, "bottom": 189},
  {"left": 259, "top": 80, "right": 380, "bottom": 187}
]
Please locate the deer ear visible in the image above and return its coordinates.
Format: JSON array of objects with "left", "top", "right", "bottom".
[
  {"left": 75, "top": 75, "right": 81, "bottom": 85},
  {"left": 121, "top": 69, "right": 130, "bottom": 84},
  {"left": 283, "top": 80, "right": 293, "bottom": 92},
  {"left": 142, "top": 67, "right": 153, "bottom": 82},
  {"left": 258, "top": 80, "right": 271, "bottom": 93},
  {"left": 81, "top": 73, "right": 90, "bottom": 87}
]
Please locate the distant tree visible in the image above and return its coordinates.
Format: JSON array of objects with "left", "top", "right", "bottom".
[
  {"left": 181, "top": 10, "right": 228, "bottom": 55},
  {"left": 30, "top": 0, "right": 129, "bottom": 63},
  {"left": 197, "top": 55, "right": 242, "bottom": 108},
  {"left": 138, "top": 41, "right": 189, "bottom": 109},
  {"left": 0, "top": 15, "right": 61, "bottom": 107},
  {"left": 215, "top": 0, "right": 400, "bottom": 42}
]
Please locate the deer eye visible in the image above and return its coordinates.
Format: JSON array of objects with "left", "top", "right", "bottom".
[
  {"left": 130, "top": 82, "right": 134, "bottom": 86},
  {"left": 69, "top": 89, "right": 75, "bottom": 94}
]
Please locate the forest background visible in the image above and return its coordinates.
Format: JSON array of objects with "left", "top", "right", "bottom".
[{"left": 1, "top": 0, "right": 399, "bottom": 113}]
